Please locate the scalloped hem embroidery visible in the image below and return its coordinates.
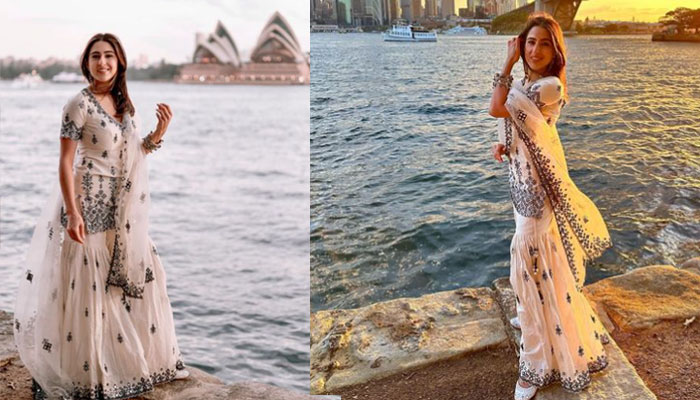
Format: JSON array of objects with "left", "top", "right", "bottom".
[{"left": 519, "top": 351, "right": 610, "bottom": 393}]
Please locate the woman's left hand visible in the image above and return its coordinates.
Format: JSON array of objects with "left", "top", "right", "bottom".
[{"left": 154, "top": 103, "right": 172, "bottom": 139}]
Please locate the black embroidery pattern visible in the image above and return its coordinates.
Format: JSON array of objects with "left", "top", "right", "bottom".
[
  {"left": 145, "top": 267, "right": 154, "bottom": 283},
  {"left": 108, "top": 233, "right": 146, "bottom": 300},
  {"left": 519, "top": 354, "right": 609, "bottom": 393},
  {"left": 509, "top": 157, "right": 546, "bottom": 219},
  {"left": 32, "top": 366, "right": 179, "bottom": 400},
  {"left": 82, "top": 88, "right": 127, "bottom": 133},
  {"left": 61, "top": 114, "right": 83, "bottom": 141},
  {"left": 42, "top": 339, "right": 52, "bottom": 352},
  {"left": 511, "top": 121, "right": 612, "bottom": 291}
]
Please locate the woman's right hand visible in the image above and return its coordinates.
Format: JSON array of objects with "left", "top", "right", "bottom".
[
  {"left": 506, "top": 36, "right": 521, "bottom": 67},
  {"left": 66, "top": 213, "right": 86, "bottom": 244},
  {"left": 492, "top": 142, "right": 507, "bottom": 163}
]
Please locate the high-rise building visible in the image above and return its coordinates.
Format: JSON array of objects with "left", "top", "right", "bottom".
[
  {"left": 364, "top": 0, "right": 384, "bottom": 25},
  {"left": 411, "top": 0, "right": 422, "bottom": 20},
  {"left": 386, "top": 0, "right": 400, "bottom": 23},
  {"left": 337, "top": 0, "right": 352, "bottom": 25},
  {"left": 400, "top": 0, "right": 412, "bottom": 20},
  {"left": 440, "top": 0, "right": 454, "bottom": 18},
  {"left": 425, "top": 0, "right": 438, "bottom": 17}
]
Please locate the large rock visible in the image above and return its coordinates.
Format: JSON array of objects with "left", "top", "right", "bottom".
[
  {"left": 0, "top": 310, "right": 314, "bottom": 400},
  {"left": 310, "top": 287, "right": 509, "bottom": 394},
  {"left": 679, "top": 257, "right": 700, "bottom": 275},
  {"left": 583, "top": 265, "right": 700, "bottom": 331}
]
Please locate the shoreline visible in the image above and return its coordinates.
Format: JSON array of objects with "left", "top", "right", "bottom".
[{"left": 311, "top": 257, "right": 700, "bottom": 398}]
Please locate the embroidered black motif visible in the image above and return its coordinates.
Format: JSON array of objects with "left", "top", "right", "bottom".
[
  {"left": 150, "top": 324, "right": 156, "bottom": 334},
  {"left": 578, "top": 346, "right": 584, "bottom": 356},
  {"left": 26, "top": 270, "right": 33, "bottom": 282},
  {"left": 42, "top": 339, "right": 52, "bottom": 352},
  {"left": 83, "top": 361, "right": 89, "bottom": 372},
  {"left": 85, "top": 307, "right": 89, "bottom": 317},
  {"left": 145, "top": 267, "right": 154, "bottom": 283},
  {"left": 523, "top": 269, "right": 529, "bottom": 282},
  {"left": 108, "top": 233, "right": 146, "bottom": 300},
  {"left": 555, "top": 324, "right": 562, "bottom": 335},
  {"left": 61, "top": 114, "right": 83, "bottom": 141},
  {"left": 92, "top": 134, "right": 98, "bottom": 144},
  {"left": 61, "top": 171, "right": 119, "bottom": 234},
  {"left": 510, "top": 120, "right": 612, "bottom": 291},
  {"left": 92, "top": 281, "right": 97, "bottom": 291},
  {"left": 71, "top": 279, "right": 75, "bottom": 290},
  {"left": 591, "top": 315, "right": 596, "bottom": 323},
  {"left": 117, "top": 333, "right": 123, "bottom": 343},
  {"left": 508, "top": 157, "right": 546, "bottom": 219},
  {"left": 102, "top": 150, "right": 108, "bottom": 158},
  {"left": 517, "top": 110, "right": 527, "bottom": 122},
  {"left": 67, "top": 332, "right": 72, "bottom": 342},
  {"left": 566, "top": 292, "right": 571, "bottom": 303},
  {"left": 15, "top": 319, "right": 20, "bottom": 331},
  {"left": 519, "top": 354, "right": 609, "bottom": 393}
]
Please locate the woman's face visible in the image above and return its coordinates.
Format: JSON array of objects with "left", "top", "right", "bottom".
[
  {"left": 524, "top": 26, "right": 554, "bottom": 75},
  {"left": 87, "top": 40, "right": 118, "bottom": 83}
]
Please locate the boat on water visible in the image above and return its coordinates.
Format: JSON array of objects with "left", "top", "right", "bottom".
[
  {"left": 11, "top": 71, "right": 44, "bottom": 89},
  {"left": 51, "top": 71, "right": 86, "bottom": 83},
  {"left": 383, "top": 24, "right": 437, "bottom": 42},
  {"left": 443, "top": 25, "right": 488, "bottom": 36}
]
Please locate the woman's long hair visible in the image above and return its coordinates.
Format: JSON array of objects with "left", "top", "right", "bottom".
[
  {"left": 518, "top": 12, "right": 569, "bottom": 103},
  {"left": 80, "top": 33, "right": 135, "bottom": 118}
]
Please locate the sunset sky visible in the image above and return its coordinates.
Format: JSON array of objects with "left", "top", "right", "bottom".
[{"left": 450, "top": 0, "right": 698, "bottom": 22}]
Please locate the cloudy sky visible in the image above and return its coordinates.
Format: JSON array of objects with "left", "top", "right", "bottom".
[{"left": 0, "top": 0, "right": 310, "bottom": 64}]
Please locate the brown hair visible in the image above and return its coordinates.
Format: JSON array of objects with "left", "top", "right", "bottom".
[
  {"left": 518, "top": 12, "right": 568, "bottom": 103},
  {"left": 80, "top": 33, "right": 135, "bottom": 118}
]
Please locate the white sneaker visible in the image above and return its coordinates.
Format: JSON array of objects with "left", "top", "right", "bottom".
[
  {"left": 174, "top": 369, "right": 190, "bottom": 380},
  {"left": 510, "top": 316, "right": 521, "bottom": 330},
  {"left": 514, "top": 380, "right": 537, "bottom": 400}
]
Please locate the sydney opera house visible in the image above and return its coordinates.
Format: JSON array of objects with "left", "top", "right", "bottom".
[{"left": 177, "top": 12, "right": 309, "bottom": 85}]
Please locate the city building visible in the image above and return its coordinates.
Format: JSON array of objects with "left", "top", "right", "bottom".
[
  {"left": 178, "top": 12, "right": 309, "bottom": 85},
  {"left": 440, "top": 0, "right": 455, "bottom": 18}
]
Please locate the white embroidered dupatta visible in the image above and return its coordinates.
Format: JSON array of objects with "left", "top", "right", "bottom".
[{"left": 499, "top": 79, "right": 612, "bottom": 291}]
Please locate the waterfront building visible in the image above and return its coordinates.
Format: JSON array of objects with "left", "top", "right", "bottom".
[
  {"left": 178, "top": 12, "right": 309, "bottom": 85},
  {"left": 400, "top": 0, "right": 412, "bottom": 21},
  {"left": 425, "top": 0, "right": 438, "bottom": 17},
  {"left": 411, "top": 0, "right": 422, "bottom": 21},
  {"left": 440, "top": 0, "right": 455, "bottom": 18}
]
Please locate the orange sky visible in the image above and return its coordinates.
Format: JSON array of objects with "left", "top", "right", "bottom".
[{"left": 449, "top": 0, "right": 698, "bottom": 23}]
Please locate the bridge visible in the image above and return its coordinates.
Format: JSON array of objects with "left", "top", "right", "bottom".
[{"left": 501, "top": 0, "right": 583, "bottom": 31}]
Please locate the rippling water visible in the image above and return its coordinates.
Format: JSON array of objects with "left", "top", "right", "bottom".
[
  {"left": 311, "top": 34, "right": 700, "bottom": 312},
  {"left": 0, "top": 82, "right": 310, "bottom": 391}
]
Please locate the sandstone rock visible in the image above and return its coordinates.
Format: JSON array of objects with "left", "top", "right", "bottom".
[
  {"left": 310, "top": 287, "right": 509, "bottom": 394},
  {"left": 679, "top": 257, "right": 700, "bottom": 275},
  {"left": 583, "top": 265, "right": 700, "bottom": 330}
]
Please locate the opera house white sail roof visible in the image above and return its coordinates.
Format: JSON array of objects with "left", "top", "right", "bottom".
[
  {"left": 179, "top": 11, "right": 309, "bottom": 85},
  {"left": 193, "top": 21, "right": 241, "bottom": 67}
]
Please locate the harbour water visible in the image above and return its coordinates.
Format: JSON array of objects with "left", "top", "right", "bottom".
[
  {"left": 0, "top": 82, "right": 310, "bottom": 391},
  {"left": 311, "top": 33, "right": 700, "bottom": 312}
]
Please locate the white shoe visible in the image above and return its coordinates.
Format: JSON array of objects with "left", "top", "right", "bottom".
[
  {"left": 514, "top": 380, "right": 537, "bottom": 400},
  {"left": 510, "top": 316, "right": 521, "bottom": 330},
  {"left": 174, "top": 369, "right": 190, "bottom": 380}
]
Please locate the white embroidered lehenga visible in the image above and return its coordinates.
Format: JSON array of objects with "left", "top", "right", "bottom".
[
  {"left": 14, "top": 88, "right": 186, "bottom": 399},
  {"left": 498, "top": 76, "right": 613, "bottom": 392}
]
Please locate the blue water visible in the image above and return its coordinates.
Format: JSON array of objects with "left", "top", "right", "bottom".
[
  {"left": 310, "top": 33, "right": 700, "bottom": 312},
  {"left": 0, "top": 81, "right": 310, "bottom": 392}
]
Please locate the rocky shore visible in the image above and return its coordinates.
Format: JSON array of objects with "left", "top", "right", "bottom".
[
  {"left": 311, "top": 258, "right": 700, "bottom": 399},
  {"left": 651, "top": 33, "right": 700, "bottom": 42},
  {"left": 0, "top": 311, "right": 323, "bottom": 400}
]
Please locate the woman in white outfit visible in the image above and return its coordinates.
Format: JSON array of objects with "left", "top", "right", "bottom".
[
  {"left": 488, "top": 12, "right": 613, "bottom": 400},
  {"left": 14, "top": 33, "right": 189, "bottom": 400}
]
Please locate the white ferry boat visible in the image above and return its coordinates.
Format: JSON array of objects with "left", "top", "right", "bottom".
[
  {"left": 444, "top": 25, "right": 488, "bottom": 36},
  {"left": 383, "top": 24, "right": 437, "bottom": 42}
]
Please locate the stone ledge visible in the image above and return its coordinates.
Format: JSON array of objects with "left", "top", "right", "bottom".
[{"left": 311, "top": 287, "right": 508, "bottom": 394}]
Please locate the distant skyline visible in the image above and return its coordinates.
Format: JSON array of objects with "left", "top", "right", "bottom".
[{"left": 0, "top": 0, "right": 310, "bottom": 64}]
